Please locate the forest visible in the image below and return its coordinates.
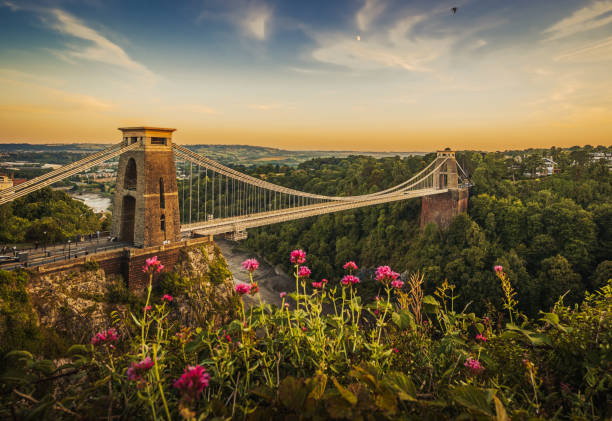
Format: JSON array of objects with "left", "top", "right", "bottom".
[{"left": 242, "top": 148, "right": 612, "bottom": 316}]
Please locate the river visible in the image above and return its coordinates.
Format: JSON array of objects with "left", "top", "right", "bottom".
[{"left": 69, "top": 192, "right": 112, "bottom": 213}]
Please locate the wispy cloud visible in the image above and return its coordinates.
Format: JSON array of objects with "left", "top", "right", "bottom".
[
  {"left": 555, "top": 35, "right": 612, "bottom": 62},
  {"left": 241, "top": 4, "right": 272, "bottom": 40},
  {"left": 543, "top": 1, "right": 612, "bottom": 41},
  {"left": 356, "top": 0, "right": 386, "bottom": 32},
  {"left": 2, "top": 3, "right": 155, "bottom": 80},
  {"left": 47, "top": 9, "right": 156, "bottom": 80}
]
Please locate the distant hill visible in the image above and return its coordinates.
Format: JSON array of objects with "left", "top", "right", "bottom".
[{"left": 0, "top": 143, "right": 425, "bottom": 167}]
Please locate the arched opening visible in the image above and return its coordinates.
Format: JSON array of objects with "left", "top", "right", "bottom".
[
  {"left": 159, "top": 177, "right": 165, "bottom": 209},
  {"left": 120, "top": 195, "right": 136, "bottom": 243},
  {"left": 124, "top": 158, "right": 137, "bottom": 190}
]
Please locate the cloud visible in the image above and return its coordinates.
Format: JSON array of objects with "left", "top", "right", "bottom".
[
  {"left": 241, "top": 4, "right": 272, "bottom": 40},
  {"left": 310, "top": 13, "right": 448, "bottom": 72},
  {"left": 543, "top": 1, "right": 612, "bottom": 41},
  {"left": 47, "top": 9, "right": 156, "bottom": 80},
  {"left": 555, "top": 35, "right": 612, "bottom": 62},
  {"left": 2, "top": 4, "right": 155, "bottom": 80},
  {"left": 356, "top": 0, "right": 386, "bottom": 31}
]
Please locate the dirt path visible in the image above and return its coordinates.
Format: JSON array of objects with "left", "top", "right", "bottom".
[{"left": 215, "top": 239, "right": 293, "bottom": 307}]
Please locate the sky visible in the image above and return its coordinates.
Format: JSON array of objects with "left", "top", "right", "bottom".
[{"left": 0, "top": 0, "right": 611, "bottom": 151}]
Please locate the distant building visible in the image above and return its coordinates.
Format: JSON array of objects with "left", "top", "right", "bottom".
[{"left": 0, "top": 174, "right": 12, "bottom": 191}]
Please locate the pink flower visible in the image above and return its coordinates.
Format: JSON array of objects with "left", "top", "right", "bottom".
[
  {"left": 343, "top": 261, "right": 358, "bottom": 271},
  {"left": 162, "top": 294, "right": 173, "bottom": 302},
  {"left": 249, "top": 283, "right": 259, "bottom": 295},
  {"left": 142, "top": 256, "right": 164, "bottom": 273},
  {"left": 241, "top": 258, "right": 259, "bottom": 272},
  {"left": 280, "top": 292, "right": 287, "bottom": 299},
  {"left": 311, "top": 281, "right": 324, "bottom": 289},
  {"left": 91, "top": 328, "right": 119, "bottom": 346},
  {"left": 284, "top": 303, "right": 290, "bottom": 308},
  {"left": 298, "top": 266, "right": 311, "bottom": 278},
  {"left": 375, "top": 266, "right": 399, "bottom": 283},
  {"left": 322, "top": 278, "right": 328, "bottom": 284},
  {"left": 476, "top": 334, "right": 487, "bottom": 342},
  {"left": 173, "top": 365, "right": 210, "bottom": 400},
  {"left": 301, "top": 326, "right": 307, "bottom": 332},
  {"left": 235, "top": 283, "right": 251, "bottom": 295},
  {"left": 494, "top": 265, "right": 503, "bottom": 273},
  {"left": 340, "top": 275, "right": 360, "bottom": 285},
  {"left": 127, "top": 357, "right": 155, "bottom": 384},
  {"left": 144, "top": 305, "right": 152, "bottom": 312},
  {"left": 393, "top": 348, "right": 399, "bottom": 353},
  {"left": 464, "top": 358, "right": 485, "bottom": 375},
  {"left": 391, "top": 280, "right": 404, "bottom": 289},
  {"left": 290, "top": 249, "right": 306, "bottom": 265}
]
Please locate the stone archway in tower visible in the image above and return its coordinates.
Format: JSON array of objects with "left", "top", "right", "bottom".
[{"left": 120, "top": 195, "right": 136, "bottom": 243}]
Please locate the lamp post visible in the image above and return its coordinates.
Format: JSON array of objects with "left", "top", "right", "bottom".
[
  {"left": 67, "top": 240, "right": 71, "bottom": 259},
  {"left": 43, "top": 231, "right": 47, "bottom": 254}
]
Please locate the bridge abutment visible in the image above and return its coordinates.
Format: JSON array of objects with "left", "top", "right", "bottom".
[{"left": 420, "top": 149, "right": 469, "bottom": 230}]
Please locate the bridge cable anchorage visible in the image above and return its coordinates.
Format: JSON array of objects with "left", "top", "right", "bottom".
[
  {"left": 172, "top": 144, "right": 441, "bottom": 201},
  {"left": 0, "top": 142, "right": 140, "bottom": 206},
  {"left": 0, "top": 142, "right": 124, "bottom": 197},
  {"left": 180, "top": 156, "right": 451, "bottom": 233}
]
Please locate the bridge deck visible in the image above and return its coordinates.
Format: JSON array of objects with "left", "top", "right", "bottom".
[{"left": 181, "top": 187, "right": 447, "bottom": 235}]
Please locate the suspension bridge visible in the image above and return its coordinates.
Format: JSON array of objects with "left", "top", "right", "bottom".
[{"left": 1, "top": 126, "right": 469, "bottom": 252}]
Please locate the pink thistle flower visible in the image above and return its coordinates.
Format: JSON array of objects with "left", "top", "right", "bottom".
[
  {"left": 144, "top": 305, "right": 152, "bottom": 312},
  {"left": 162, "top": 294, "right": 173, "bottom": 302},
  {"left": 127, "top": 357, "right": 155, "bottom": 384},
  {"left": 393, "top": 348, "right": 399, "bottom": 354},
  {"left": 284, "top": 303, "right": 290, "bottom": 308},
  {"left": 391, "top": 280, "right": 404, "bottom": 289},
  {"left": 464, "top": 358, "right": 485, "bottom": 375},
  {"left": 249, "top": 283, "right": 259, "bottom": 295},
  {"left": 494, "top": 265, "right": 503, "bottom": 273},
  {"left": 374, "top": 295, "right": 380, "bottom": 301},
  {"left": 343, "top": 261, "right": 358, "bottom": 271},
  {"left": 142, "top": 256, "right": 164, "bottom": 273},
  {"left": 476, "top": 334, "right": 488, "bottom": 342},
  {"left": 301, "top": 326, "right": 307, "bottom": 332},
  {"left": 311, "top": 281, "right": 324, "bottom": 289},
  {"left": 173, "top": 365, "right": 210, "bottom": 400},
  {"left": 340, "top": 275, "right": 360, "bottom": 285},
  {"left": 322, "top": 278, "right": 328, "bottom": 284},
  {"left": 241, "top": 258, "right": 259, "bottom": 272},
  {"left": 298, "top": 266, "right": 311, "bottom": 278},
  {"left": 235, "top": 283, "right": 251, "bottom": 295},
  {"left": 375, "top": 266, "right": 399, "bottom": 283},
  {"left": 91, "top": 328, "right": 119, "bottom": 346},
  {"left": 280, "top": 292, "right": 287, "bottom": 299},
  {"left": 290, "top": 249, "right": 306, "bottom": 265}
]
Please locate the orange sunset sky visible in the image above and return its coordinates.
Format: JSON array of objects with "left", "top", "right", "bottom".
[{"left": 1, "top": 0, "right": 611, "bottom": 151}]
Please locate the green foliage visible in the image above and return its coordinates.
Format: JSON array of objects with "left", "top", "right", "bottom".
[
  {"left": 0, "top": 187, "right": 106, "bottom": 244},
  {"left": 81, "top": 260, "right": 100, "bottom": 272}
]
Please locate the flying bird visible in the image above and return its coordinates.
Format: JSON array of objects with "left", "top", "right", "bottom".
[{"left": 451, "top": 7, "right": 457, "bottom": 14}]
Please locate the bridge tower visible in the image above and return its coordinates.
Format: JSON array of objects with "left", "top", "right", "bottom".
[
  {"left": 111, "top": 127, "right": 181, "bottom": 247},
  {"left": 420, "top": 149, "right": 468, "bottom": 230}
]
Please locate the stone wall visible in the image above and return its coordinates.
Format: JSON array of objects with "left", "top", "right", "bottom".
[{"left": 420, "top": 187, "right": 469, "bottom": 231}]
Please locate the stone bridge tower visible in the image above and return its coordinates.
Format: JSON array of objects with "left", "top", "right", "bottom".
[
  {"left": 420, "top": 149, "right": 469, "bottom": 230},
  {"left": 111, "top": 127, "right": 181, "bottom": 247}
]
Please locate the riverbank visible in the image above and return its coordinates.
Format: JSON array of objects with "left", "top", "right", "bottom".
[{"left": 215, "top": 238, "right": 293, "bottom": 307}]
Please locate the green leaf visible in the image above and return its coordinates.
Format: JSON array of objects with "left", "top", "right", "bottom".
[
  {"left": 67, "top": 344, "right": 90, "bottom": 356},
  {"left": 451, "top": 385, "right": 496, "bottom": 417},
  {"left": 278, "top": 376, "right": 308, "bottom": 411},
  {"left": 332, "top": 377, "right": 357, "bottom": 405},
  {"left": 385, "top": 372, "right": 417, "bottom": 402},
  {"left": 5, "top": 350, "right": 34, "bottom": 361},
  {"left": 422, "top": 295, "right": 440, "bottom": 313},
  {"left": 392, "top": 310, "right": 416, "bottom": 331},
  {"left": 539, "top": 312, "right": 567, "bottom": 332},
  {"left": 307, "top": 371, "right": 328, "bottom": 400},
  {"left": 494, "top": 395, "right": 508, "bottom": 421}
]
